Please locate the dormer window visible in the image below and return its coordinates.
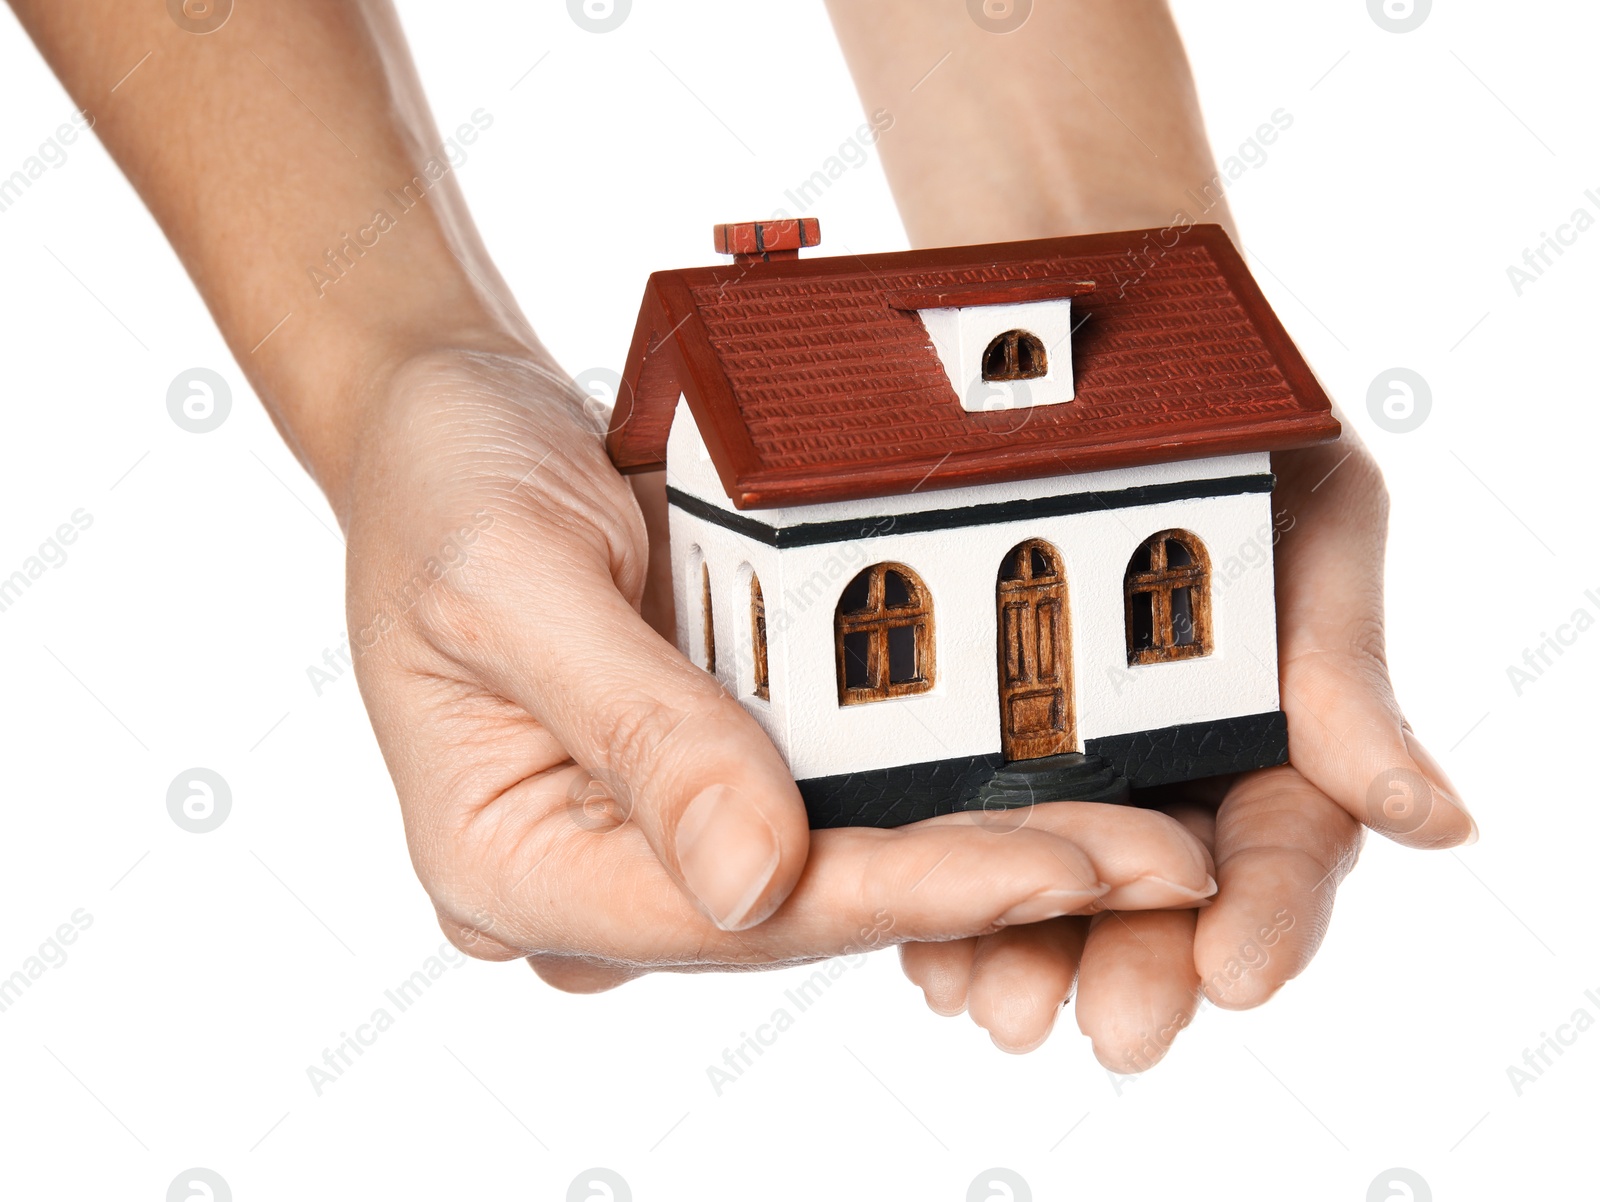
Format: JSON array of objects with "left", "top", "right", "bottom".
[
  {"left": 908, "top": 294, "right": 1083, "bottom": 412},
  {"left": 982, "top": 330, "right": 1048, "bottom": 382}
]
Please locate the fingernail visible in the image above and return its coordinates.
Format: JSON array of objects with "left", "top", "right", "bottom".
[
  {"left": 996, "top": 884, "right": 1109, "bottom": 927},
  {"left": 1403, "top": 728, "right": 1479, "bottom": 846},
  {"left": 1102, "top": 874, "right": 1218, "bottom": 910},
  {"left": 675, "top": 785, "right": 781, "bottom": 930}
]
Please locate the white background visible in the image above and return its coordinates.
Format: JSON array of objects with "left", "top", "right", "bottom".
[{"left": 0, "top": 1, "right": 1593, "bottom": 1198}]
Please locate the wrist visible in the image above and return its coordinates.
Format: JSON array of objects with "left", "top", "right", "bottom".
[{"left": 250, "top": 254, "right": 545, "bottom": 523}]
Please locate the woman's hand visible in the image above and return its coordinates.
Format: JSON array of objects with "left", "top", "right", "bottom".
[
  {"left": 342, "top": 347, "right": 1220, "bottom": 990},
  {"left": 896, "top": 433, "right": 1477, "bottom": 1064}
]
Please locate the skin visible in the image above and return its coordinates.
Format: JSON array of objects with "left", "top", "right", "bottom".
[
  {"left": 9, "top": 0, "right": 1474, "bottom": 1069},
  {"left": 827, "top": 0, "right": 1476, "bottom": 1062}
]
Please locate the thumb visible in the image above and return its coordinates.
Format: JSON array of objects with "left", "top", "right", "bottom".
[
  {"left": 1274, "top": 444, "right": 1477, "bottom": 849},
  {"left": 1281, "top": 638, "right": 1476, "bottom": 850},
  {"left": 465, "top": 543, "right": 812, "bottom": 931}
]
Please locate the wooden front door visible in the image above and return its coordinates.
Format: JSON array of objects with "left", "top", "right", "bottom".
[{"left": 997, "top": 539, "right": 1074, "bottom": 762}]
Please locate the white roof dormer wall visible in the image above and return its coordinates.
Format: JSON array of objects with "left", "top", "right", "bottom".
[{"left": 917, "top": 298, "right": 1077, "bottom": 413}]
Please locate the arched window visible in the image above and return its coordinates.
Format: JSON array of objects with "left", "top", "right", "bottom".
[
  {"left": 835, "top": 563, "right": 935, "bottom": 705},
  {"left": 1125, "top": 530, "right": 1212, "bottom": 665},
  {"left": 699, "top": 559, "right": 716, "bottom": 673},
  {"left": 750, "top": 573, "right": 769, "bottom": 700},
  {"left": 981, "top": 329, "right": 1048, "bottom": 381}
]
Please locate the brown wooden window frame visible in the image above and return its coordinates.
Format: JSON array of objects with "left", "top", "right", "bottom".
[
  {"left": 750, "top": 573, "right": 770, "bottom": 701},
  {"left": 981, "top": 329, "right": 1049, "bottom": 382},
  {"left": 835, "top": 562, "right": 936, "bottom": 705},
  {"left": 1124, "top": 529, "right": 1213, "bottom": 666}
]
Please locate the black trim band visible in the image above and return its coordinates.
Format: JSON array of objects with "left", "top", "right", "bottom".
[
  {"left": 1085, "top": 710, "right": 1288, "bottom": 790},
  {"left": 667, "top": 473, "right": 1275, "bottom": 549},
  {"left": 795, "top": 710, "right": 1288, "bottom": 828}
]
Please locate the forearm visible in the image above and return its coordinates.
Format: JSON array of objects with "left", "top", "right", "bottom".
[
  {"left": 825, "top": 0, "right": 1233, "bottom": 247},
  {"left": 8, "top": 0, "right": 537, "bottom": 516}
]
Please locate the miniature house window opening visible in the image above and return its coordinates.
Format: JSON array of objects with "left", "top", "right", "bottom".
[
  {"left": 1125, "top": 530, "right": 1213, "bottom": 665},
  {"left": 750, "top": 573, "right": 770, "bottom": 701},
  {"left": 699, "top": 558, "right": 716, "bottom": 673},
  {"left": 835, "top": 563, "right": 935, "bottom": 705},
  {"left": 981, "top": 329, "right": 1048, "bottom": 382}
]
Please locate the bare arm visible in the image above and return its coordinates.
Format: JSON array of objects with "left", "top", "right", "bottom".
[
  {"left": 824, "top": 0, "right": 1234, "bottom": 244},
  {"left": 8, "top": 0, "right": 537, "bottom": 517}
]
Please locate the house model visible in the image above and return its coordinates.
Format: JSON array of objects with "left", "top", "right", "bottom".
[{"left": 606, "top": 219, "right": 1340, "bottom": 828}]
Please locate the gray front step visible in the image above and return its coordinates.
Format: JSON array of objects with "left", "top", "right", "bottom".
[{"left": 972, "top": 752, "right": 1130, "bottom": 809}]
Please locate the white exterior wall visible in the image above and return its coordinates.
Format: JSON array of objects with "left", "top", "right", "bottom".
[
  {"left": 667, "top": 503, "right": 793, "bottom": 765},
  {"left": 666, "top": 399, "right": 1281, "bottom": 781}
]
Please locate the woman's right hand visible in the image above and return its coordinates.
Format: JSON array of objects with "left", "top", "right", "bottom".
[{"left": 342, "top": 345, "right": 1220, "bottom": 991}]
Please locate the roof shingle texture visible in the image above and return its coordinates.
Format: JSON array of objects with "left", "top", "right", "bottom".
[{"left": 609, "top": 225, "right": 1339, "bottom": 508}]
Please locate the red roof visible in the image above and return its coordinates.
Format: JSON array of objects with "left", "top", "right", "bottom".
[{"left": 607, "top": 224, "right": 1339, "bottom": 510}]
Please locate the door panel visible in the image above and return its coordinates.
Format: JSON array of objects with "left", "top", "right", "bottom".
[
  {"left": 1035, "top": 600, "right": 1060, "bottom": 683},
  {"left": 1007, "top": 689, "right": 1062, "bottom": 736},
  {"left": 997, "top": 541, "right": 1074, "bottom": 762}
]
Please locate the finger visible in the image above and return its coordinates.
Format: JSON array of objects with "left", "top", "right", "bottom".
[
  {"left": 1075, "top": 910, "right": 1202, "bottom": 1073},
  {"left": 1193, "top": 765, "right": 1364, "bottom": 1009},
  {"left": 966, "top": 918, "right": 1088, "bottom": 1053},
  {"left": 1273, "top": 439, "right": 1476, "bottom": 849},
  {"left": 626, "top": 468, "right": 675, "bottom": 640},
  {"left": 900, "top": 938, "right": 978, "bottom": 1016},
  {"left": 525, "top": 954, "right": 643, "bottom": 995},
  {"left": 481, "top": 789, "right": 1217, "bottom": 966},
  {"left": 436, "top": 908, "right": 525, "bottom": 962},
  {"left": 441, "top": 881, "right": 647, "bottom": 993},
  {"left": 919, "top": 801, "right": 1217, "bottom": 913},
  {"left": 441, "top": 525, "right": 812, "bottom": 933}
]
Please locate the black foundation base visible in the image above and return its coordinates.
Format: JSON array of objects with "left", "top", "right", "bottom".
[{"left": 796, "top": 710, "right": 1289, "bottom": 829}]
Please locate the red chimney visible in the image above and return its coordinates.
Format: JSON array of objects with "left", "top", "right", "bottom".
[{"left": 713, "top": 218, "right": 820, "bottom": 264}]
